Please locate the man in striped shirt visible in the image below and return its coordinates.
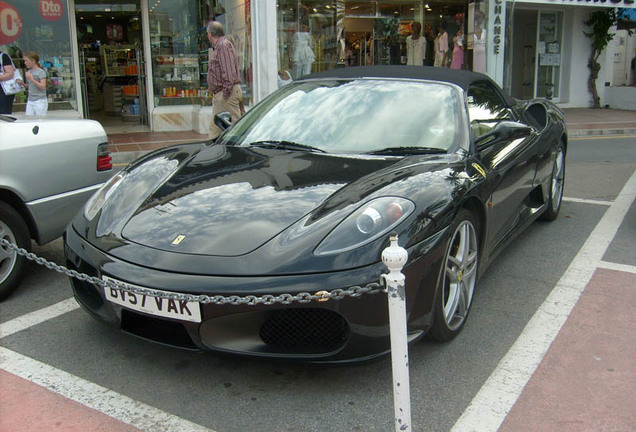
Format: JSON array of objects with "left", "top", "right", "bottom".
[{"left": 207, "top": 21, "right": 243, "bottom": 139}]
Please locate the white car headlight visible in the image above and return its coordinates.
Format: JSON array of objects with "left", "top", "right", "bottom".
[
  {"left": 314, "top": 197, "right": 415, "bottom": 255},
  {"left": 83, "top": 172, "right": 125, "bottom": 220}
]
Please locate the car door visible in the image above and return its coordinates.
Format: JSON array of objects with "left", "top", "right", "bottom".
[{"left": 467, "top": 81, "right": 540, "bottom": 256}]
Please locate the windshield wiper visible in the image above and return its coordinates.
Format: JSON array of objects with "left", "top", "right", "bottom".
[
  {"left": 367, "top": 146, "right": 447, "bottom": 156},
  {"left": 249, "top": 140, "right": 326, "bottom": 153}
]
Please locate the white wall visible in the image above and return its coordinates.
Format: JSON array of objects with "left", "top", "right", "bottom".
[
  {"left": 609, "top": 29, "right": 636, "bottom": 86},
  {"left": 557, "top": 8, "right": 610, "bottom": 108}
]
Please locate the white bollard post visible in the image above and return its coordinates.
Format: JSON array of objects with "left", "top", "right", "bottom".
[{"left": 381, "top": 233, "right": 412, "bottom": 432}]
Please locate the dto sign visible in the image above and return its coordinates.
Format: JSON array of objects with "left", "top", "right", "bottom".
[
  {"left": 39, "top": 0, "right": 64, "bottom": 22},
  {"left": 0, "top": 1, "right": 22, "bottom": 45}
]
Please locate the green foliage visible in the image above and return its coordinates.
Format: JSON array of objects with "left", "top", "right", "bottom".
[
  {"left": 582, "top": 9, "right": 621, "bottom": 108},
  {"left": 583, "top": 10, "right": 617, "bottom": 62}
]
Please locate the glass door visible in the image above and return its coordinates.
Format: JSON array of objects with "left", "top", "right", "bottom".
[
  {"left": 510, "top": 9, "right": 538, "bottom": 100},
  {"left": 535, "top": 11, "right": 562, "bottom": 100}
]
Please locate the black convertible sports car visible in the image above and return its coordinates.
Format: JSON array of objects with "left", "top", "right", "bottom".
[{"left": 64, "top": 66, "right": 566, "bottom": 362}]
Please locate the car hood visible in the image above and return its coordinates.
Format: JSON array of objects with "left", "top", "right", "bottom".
[
  {"left": 121, "top": 145, "right": 420, "bottom": 256},
  {"left": 84, "top": 143, "right": 463, "bottom": 274}
]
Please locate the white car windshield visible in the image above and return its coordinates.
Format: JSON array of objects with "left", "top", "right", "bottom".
[{"left": 219, "top": 79, "right": 461, "bottom": 155}]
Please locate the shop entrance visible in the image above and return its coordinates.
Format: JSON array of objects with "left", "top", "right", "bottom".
[
  {"left": 75, "top": 0, "right": 149, "bottom": 132},
  {"left": 511, "top": 9, "right": 563, "bottom": 101}
]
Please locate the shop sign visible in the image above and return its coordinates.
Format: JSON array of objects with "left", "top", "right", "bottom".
[
  {"left": 0, "top": 1, "right": 22, "bottom": 45},
  {"left": 39, "top": 0, "right": 64, "bottom": 22},
  {"left": 493, "top": 0, "right": 503, "bottom": 54}
]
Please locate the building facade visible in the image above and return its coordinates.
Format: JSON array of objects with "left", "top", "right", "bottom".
[{"left": 1, "top": 0, "right": 634, "bottom": 132}]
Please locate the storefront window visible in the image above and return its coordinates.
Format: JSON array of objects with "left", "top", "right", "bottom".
[
  {"left": 468, "top": 2, "right": 487, "bottom": 74},
  {"left": 276, "top": 0, "right": 473, "bottom": 81},
  {"left": 0, "top": 1, "right": 77, "bottom": 112},
  {"left": 149, "top": 0, "right": 252, "bottom": 107},
  {"left": 277, "top": 1, "right": 339, "bottom": 79},
  {"left": 149, "top": 0, "right": 202, "bottom": 106}
]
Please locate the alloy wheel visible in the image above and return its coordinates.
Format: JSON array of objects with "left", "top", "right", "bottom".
[
  {"left": 551, "top": 148, "right": 565, "bottom": 210},
  {"left": 442, "top": 219, "right": 479, "bottom": 331},
  {"left": 0, "top": 220, "right": 18, "bottom": 284}
]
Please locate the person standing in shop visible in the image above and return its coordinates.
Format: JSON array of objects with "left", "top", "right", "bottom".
[
  {"left": 0, "top": 48, "right": 18, "bottom": 114},
  {"left": 406, "top": 21, "right": 426, "bottom": 66},
  {"left": 206, "top": 20, "right": 243, "bottom": 140},
  {"left": 18, "top": 52, "right": 48, "bottom": 116}
]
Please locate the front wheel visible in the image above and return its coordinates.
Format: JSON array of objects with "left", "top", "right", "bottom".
[
  {"left": 540, "top": 144, "right": 565, "bottom": 221},
  {"left": 0, "top": 202, "right": 31, "bottom": 301},
  {"left": 430, "top": 209, "right": 479, "bottom": 342}
]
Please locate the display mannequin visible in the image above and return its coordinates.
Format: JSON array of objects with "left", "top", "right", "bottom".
[
  {"left": 424, "top": 23, "right": 435, "bottom": 66},
  {"left": 406, "top": 22, "right": 426, "bottom": 66},
  {"left": 291, "top": 26, "right": 314, "bottom": 78},
  {"left": 433, "top": 20, "right": 448, "bottom": 67},
  {"left": 473, "top": 10, "right": 487, "bottom": 74},
  {"left": 451, "top": 14, "right": 464, "bottom": 70},
  {"left": 290, "top": 6, "right": 315, "bottom": 80}
]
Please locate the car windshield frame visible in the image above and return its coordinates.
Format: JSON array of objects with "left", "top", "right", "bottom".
[{"left": 217, "top": 78, "right": 465, "bottom": 155}]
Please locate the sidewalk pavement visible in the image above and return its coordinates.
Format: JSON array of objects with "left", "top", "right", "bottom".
[{"left": 106, "top": 108, "right": 636, "bottom": 165}]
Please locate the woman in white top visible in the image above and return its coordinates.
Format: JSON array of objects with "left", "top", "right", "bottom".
[{"left": 406, "top": 22, "right": 426, "bottom": 66}]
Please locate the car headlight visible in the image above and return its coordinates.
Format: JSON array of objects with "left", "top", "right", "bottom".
[
  {"left": 83, "top": 172, "right": 125, "bottom": 220},
  {"left": 314, "top": 197, "right": 415, "bottom": 255}
]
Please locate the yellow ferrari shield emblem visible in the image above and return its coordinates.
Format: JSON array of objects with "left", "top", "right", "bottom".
[{"left": 171, "top": 235, "right": 186, "bottom": 245}]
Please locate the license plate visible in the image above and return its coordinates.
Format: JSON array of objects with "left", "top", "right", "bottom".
[{"left": 103, "top": 277, "right": 201, "bottom": 323}]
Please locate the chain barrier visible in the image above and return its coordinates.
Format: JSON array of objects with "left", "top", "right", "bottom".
[{"left": 0, "top": 238, "right": 385, "bottom": 305}]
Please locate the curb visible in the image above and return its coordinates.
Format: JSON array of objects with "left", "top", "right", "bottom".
[{"left": 568, "top": 128, "right": 636, "bottom": 137}]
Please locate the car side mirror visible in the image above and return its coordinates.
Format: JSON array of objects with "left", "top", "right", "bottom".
[
  {"left": 475, "top": 120, "right": 532, "bottom": 151},
  {"left": 214, "top": 112, "right": 233, "bottom": 131}
]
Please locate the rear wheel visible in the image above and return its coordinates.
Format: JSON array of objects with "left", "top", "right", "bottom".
[
  {"left": 0, "top": 202, "right": 31, "bottom": 301},
  {"left": 430, "top": 209, "right": 479, "bottom": 342},
  {"left": 540, "top": 144, "right": 565, "bottom": 221}
]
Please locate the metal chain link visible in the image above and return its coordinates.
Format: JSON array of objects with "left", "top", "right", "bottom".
[{"left": 0, "top": 238, "right": 384, "bottom": 305}]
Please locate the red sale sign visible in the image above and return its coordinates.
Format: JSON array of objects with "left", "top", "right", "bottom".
[
  {"left": 39, "top": 0, "right": 64, "bottom": 22},
  {"left": 0, "top": 1, "right": 22, "bottom": 45}
]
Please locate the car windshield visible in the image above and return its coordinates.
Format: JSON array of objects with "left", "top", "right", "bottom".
[{"left": 218, "top": 79, "right": 461, "bottom": 155}]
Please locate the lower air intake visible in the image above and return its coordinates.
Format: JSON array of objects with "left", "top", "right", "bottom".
[{"left": 259, "top": 308, "right": 349, "bottom": 351}]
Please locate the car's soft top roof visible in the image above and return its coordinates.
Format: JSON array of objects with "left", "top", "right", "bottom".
[{"left": 301, "top": 65, "right": 516, "bottom": 106}]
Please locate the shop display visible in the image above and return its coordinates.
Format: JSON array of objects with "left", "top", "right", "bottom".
[
  {"left": 154, "top": 54, "right": 200, "bottom": 98},
  {"left": 99, "top": 46, "right": 140, "bottom": 120},
  {"left": 101, "top": 45, "right": 139, "bottom": 77}
]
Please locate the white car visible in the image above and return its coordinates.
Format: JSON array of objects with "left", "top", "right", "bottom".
[{"left": 0, "top": 114, "right": 113, "bottom": 300}]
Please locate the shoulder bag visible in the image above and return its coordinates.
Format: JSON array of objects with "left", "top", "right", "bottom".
[{"left": 0, "top": 54, "right": 24, "bottom": 95}]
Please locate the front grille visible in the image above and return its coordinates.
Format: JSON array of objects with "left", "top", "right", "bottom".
[
  {"left": 259, "top": 308, "right": 349, "bottom": 352},
  {"left": 121, "top": 309, "right": 198, "bottom": 349}
]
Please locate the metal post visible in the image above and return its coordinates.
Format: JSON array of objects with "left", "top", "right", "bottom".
[{"left": 381, "top": 233, "right": 412, "bottom": 432}]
